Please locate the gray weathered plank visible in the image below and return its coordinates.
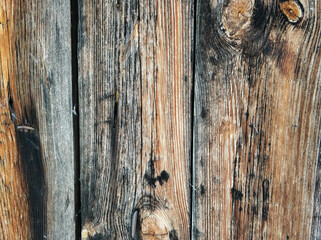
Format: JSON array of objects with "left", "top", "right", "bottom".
[
  {"left": 0, "top": 0, "right": 75, "bottom": 239},
  {"left": 78, "top": 0, "right": 194, "bottom": 239},
  {"left": 193, "top": 0, "right": 321, "bottom": 239}
]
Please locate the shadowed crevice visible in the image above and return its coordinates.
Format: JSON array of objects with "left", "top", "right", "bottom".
[{"left": 70, "top": 0, "right": 81, "bottom": 238}]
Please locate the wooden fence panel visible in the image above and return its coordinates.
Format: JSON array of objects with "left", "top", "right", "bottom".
[
  {"left": 193, "top": 0, "right": 321, "bottom": 239},
  {"left": 0, "top": 0, "right": 75, "bottom": 239},
  {"left": 78, "top": 0, "right": 194, "bottom": 239},
  {"left": 1, "top": 0, "right": 321, "bottom": 239}
]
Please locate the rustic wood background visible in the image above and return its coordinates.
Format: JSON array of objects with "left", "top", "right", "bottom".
[{"left": 0, "top": 0, "right": 320, "bottom": 239}]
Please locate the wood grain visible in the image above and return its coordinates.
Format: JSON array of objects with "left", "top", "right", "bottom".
[
  {"left": 193, "top": 0, "right": 321, "bottom": 239},
  {"left": 2, "top": 0, "right": 319, "bottom": 238},
  {"left": 78, "top": 0, "right": 194, "bottom": 239},
  {"left": 0, "top": 1, "right": 31, "bottom": 238},
  {"left": 0, "top": 0, "right": 75, "bottom": 239},
  {"left": 312, "top": 150, "right": 321, "bottom": 239}
]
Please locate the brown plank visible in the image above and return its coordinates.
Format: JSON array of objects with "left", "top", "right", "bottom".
[
  {"left": 193, "top": 0, "right": 321, "bottom": 239},
  {"left": 0, "top": 1, "right": 31, "bottom": 238},
  {"left": 78, "top": 0, "right": 194, "bottom": 239},
  {"left": 0, "top": 0, "right": 75, "bottom": 239}
]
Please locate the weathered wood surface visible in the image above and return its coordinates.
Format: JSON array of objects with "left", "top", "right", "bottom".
[
  {"left": 1, "top": 0, "right": 321, "bottom": 239},
  {"left": 193, "top": 0, "right": 321, "bottom": 239},
  {"left": 0, "top": 0, "right": 75, "bottom": 239},
  {"left": 78, "top": 0, "right": 194, "bottom": 239},
  {"left": 312, "top": 151, "right": 321, "bottom": 239},
  {"left": 0, "top": 1, "right": 31, "bottom": 238}
]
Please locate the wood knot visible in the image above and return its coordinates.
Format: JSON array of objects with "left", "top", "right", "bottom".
[
  {"left": 81, "top": 222, "right": 104, "bottom": 240},
  {"left": 134, "top": 195, "right": 174, "bottom": 239},
  {"left": 141, "top": 214, "right": 169, "bottom": 238},
  {"left": 221, "top": 0, "right": 254, "bottom": 40},
  {"left": 81, "top": 229, "right": 89, "bottom": 239},
  {"left": 280, "top": 0, "right": 304, "bottom": 24}
]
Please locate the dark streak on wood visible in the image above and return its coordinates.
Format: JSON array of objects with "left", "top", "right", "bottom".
[
  {"left": 231, "top": 188, "right": 244, "bottom": 200},
  {"left": 16, "top": 129, "right": 46, "bottom": 238},
  {"left": 70, "top": 0, "right": 81, "bottom": 238},
  {"left": 145, "top": 169, "right": 169, "bottom": 188},
  {"left": 262, "top": 179, "right": 269, "bottom": 221},
  {"left": 169, "top": 229, "right": 178, "bottom": 240}
]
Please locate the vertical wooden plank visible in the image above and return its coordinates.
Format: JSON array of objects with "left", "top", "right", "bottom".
[
  {"left": 0, "top": 0, "right": 75, "bottom": 239},
  {"left": 193, "top": 0, "right": 321, "bottom": 239},
  {"left": 79, "top": 0, "right": 194, "bottom": 239},
  {"left": 139, "top": 1, "right": 194, "bottom": 239},
  {"left": 0, "top": 1, "right": 31, "bottom": 238}
]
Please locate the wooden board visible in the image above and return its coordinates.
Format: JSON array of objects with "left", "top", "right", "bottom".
[
  {"left": 78, "top": 0, "right": 194, "bottom": 239},
  {"left": 0, "top": 0, "right": 75, "bottom": 239},
  {"left": 193, "top": 0, "right": 321, "bottom": 239},
  {"left": 0, "top": 1, "right": 31, "bottom": 238},
  {"left": 1, "top": 0, "right": 320, "bottom": 239}
]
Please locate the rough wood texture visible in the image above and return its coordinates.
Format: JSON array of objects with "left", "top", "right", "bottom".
[
  {"left": 0, "top": 1, "right": 31, "bottom": 238},
  {"left": 0, "top": 0, "right": 75, "bottom": 239},
  {"left": 312, "top": 150, "right": 321, "bottom": 239},
  {"left": 78, "top": 0, "right": 194, "bottom": 239},
  {"left": 193, "top": 0, "right": 321, "bottom": 239},
  {"left": 1, "top": 0, "right": 320, "bottom": 239}
]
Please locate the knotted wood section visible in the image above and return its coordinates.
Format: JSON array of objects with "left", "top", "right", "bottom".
[{"left": 193, "top": 0, "right": 321, "bottom": 239}]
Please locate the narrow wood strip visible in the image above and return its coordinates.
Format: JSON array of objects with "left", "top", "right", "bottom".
[{"left": 0, "top": 1, "right": 31, "bottom": 238}]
